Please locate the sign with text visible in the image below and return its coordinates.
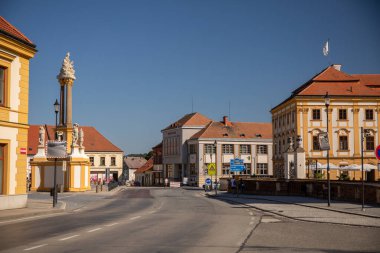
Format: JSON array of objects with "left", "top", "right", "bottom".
[
  {"left": 230, "top": 158, "right": 245, "bottom": 172},
  {"left": 47, "top": 141, "right": 67, "bottom": 159},
  {"left": 318, "top": 132, "right": 330, "bottom": 150}
]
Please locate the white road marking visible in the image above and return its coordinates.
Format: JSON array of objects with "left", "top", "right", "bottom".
[
  {"left": 59, "top": 235, "right": 79, "bottom": 241},
  {"left": 24, "top": 244, "right": 48, "bottom": 251},
  {"left": 0, "top": 213, "right": 65, "bottom": 225},
  {"left": 249, "top": 221, "right": 254, "bottom": 225},
  {"left": 105, "top": 222, "right": 119, "bottom": 227},
  {"left": 261, "top": 218, "right": 281, "bottom": 223},
  {"left": 88, "top": 228, "right": 102, "bottom": 233},
  {"left": 249, "top": 212, "right": 253, "bottom": 216},
  {"left": 130, "top": 216, "right": 141, "bottom": 220}
]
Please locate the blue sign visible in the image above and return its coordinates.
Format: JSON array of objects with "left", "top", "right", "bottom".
[
  {"left": 230, "top": 158, "right": 245, "bottom": 172},
  {"left": 205, "top": 178, "right": 212, "bottom": 185}
]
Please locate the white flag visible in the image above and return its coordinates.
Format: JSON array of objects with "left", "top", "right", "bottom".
[{"left": 323, "top": 40, "right": 329, "bottom": 56}]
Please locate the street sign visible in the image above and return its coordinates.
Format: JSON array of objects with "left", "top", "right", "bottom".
[
  {"left": 230, "top": 158, "right": 245, "bottom": 172},
  {"left": 205, "top": 178, "right": 212, "bottom": 186},
  {"left": 375, "top": 145, "right": 380, "bottom": 160},
  {"left": 318, "top": 132, "right": 330, "bottom": 150},
  {"left": 207, "top": 163, "right": 216, "bottom": 175}
]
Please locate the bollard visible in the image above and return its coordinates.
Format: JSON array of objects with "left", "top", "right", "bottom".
[
  {"left": 100, "top": 184, "right": 103, "bottom": 191},
  {"left": 96, "top": 185, "right": 99, "bottom": 193}
]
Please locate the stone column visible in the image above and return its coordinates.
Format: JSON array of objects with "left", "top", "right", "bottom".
[
  {"left": 66, "top": 81, "right": 73, "bottom": 127},
  {"left": 59, "top": 83, "right": 65, "bottom": 125}
]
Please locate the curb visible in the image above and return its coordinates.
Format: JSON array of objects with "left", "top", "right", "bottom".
[{"left": 201, "top": 192, "right": 380, "bottom": 228}]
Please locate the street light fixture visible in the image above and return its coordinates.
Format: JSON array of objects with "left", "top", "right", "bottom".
[
  {"left": 53, "top": 99, "right": 59, "bottom": 207},
  {"left": 324, "top": 92, "right": 331, "bottom": 207}
]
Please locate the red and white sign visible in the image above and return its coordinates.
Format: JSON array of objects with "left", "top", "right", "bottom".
[
  {"left": 375, "top": 145, "right": 380, "bottom": 160},
  {"left": 20, "top": 147, "right": 27, "bottom": 154}
]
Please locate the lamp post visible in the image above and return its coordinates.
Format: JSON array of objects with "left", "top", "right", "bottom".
[
  {"left": 324, "top": 92, "right": 331, "bottom": 207},
  {"left": 53, "top": 99, "right": 59, "bottom": 207},
  {"left": 214, "top": 140, "right": 217, "bottom": 195},
  {"left": 361, "top": 128, "right": 371, "bottom": 211}
]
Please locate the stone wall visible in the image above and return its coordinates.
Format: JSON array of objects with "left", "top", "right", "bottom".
[{"left": 220, "top": 178, "right": 380, "bottom": 205}]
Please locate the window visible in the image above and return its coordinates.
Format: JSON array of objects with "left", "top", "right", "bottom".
[
  {"left": 222, "top": 164, "right": 230, "bottom": 175},
  {"left": 292, "top": 111, "right": 295, "bottom": 123},
  {"left": 239, "top": 145, "right": 251, "bottom": 154},
  {"left": 312, "top": 109, "right": 320, "bottom": 120},
  {"left": 257, "top": 163, "right": 268, "bottom": 175},
  {"left": 0, "top": 67, "right": 6, "bottom": 106},
  {"left": 338, "top": 109, "right": 347, "bottom": 120},
  {"left": 204, "top": 144, "right": 216, "bottom": 154},
  {"left": 111, "top": 157, "right": 116, "bottom": 166},
  {"left": 365, "top": 109, "right": 374, "bottom": 120},
  {"left": 100, "top": 157, "right": 105, "bottom": 166},
  {"left": 257, "top": 145, "right": 268, "bottom": 154},
  {"left": 312, "top": 136, "right": 320, "bottom": 150},
  {"left": 89, "top": 157, "right": 94, "bottom": 166},
  {"left": 189, "top": 144, "right": 196, "bottom": 154},
  {"left": 0, "top": 144, "right": 4, "bottom": 194},
  {"left": 339, "top": 136, "right": 348, "bottom": 150},
  {"left": 222, "top": 144, "right": 234, "bottom": 154},
  {"left": 244, "top": 163, "right": 251, "bottom": 175},
  {"left": 366, "top": 136, "right": 375, "bottom": 151}
]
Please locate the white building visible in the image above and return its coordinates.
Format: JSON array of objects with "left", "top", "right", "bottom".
[{"left": 187, "top": 116, "right": 273, "bottom": 186}]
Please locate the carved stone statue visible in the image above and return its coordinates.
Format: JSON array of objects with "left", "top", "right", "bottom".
[
  {"left": 38, "top": 126, "right": 45, "bottom": 146},
  {"left": 79, "top": 128, "right": 84, "bottom": 147},
  {"left": 72, "top": 123, "right": 79, "bottom": 146},
  {"left": 287, "top": 136, "right": 294, "bottom": 152},
  {"left": 57, "top": 52, "right": 76, "bottom": 80},
  {"left": 56, "top": 131, "right": 64, "bottom": 141}
]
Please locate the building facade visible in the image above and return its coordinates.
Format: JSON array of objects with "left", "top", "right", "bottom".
[
  {"left": 123, "top": 156, "right": 147, "bottom": 182},
  {"left": 271, "top": 64, "right": 380, "bottom": 180},
  {"left": 162, "top": 112, "right": 212, "bottom": 182},
  {"left": 187, "top": 116, "right": 273, "bottom": 186},
  {"left": 0, "top": 17, "right": 37, "bottom": 210}
]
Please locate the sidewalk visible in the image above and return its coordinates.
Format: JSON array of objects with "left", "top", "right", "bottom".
[
  {"left": 0, "top": 186, "right": 125, "bottom": 223},
  {"left": 205, "top": 191, "right": 380, "bottom": 227}
]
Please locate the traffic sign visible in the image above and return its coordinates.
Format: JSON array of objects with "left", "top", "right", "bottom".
[
  {"left": 205, "top": 178, "right": 212, "bottom": 186},
  {"left": 230, "top": 158, "right": 245, "bottom": 172},
  {"left": 375, "top": 145, "right": 380, "bottom": 160},
  {"left": 207, "top": 163, "right": 216, "bottom": 175}
]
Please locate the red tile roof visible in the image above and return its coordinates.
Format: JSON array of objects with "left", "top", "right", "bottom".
[
  {"left": 0, "top": 16, "right": 35, "bottom": 47},
  {"left": 190, "top": 121, "right": 272, "bottom": 140},
  {"left": 28, "top": 125, "right": 123, "bottom": 155},
  {"left": 272, "top": 65, "right": 380, "bottom": 111},
  {"left": 163, "top": 112, "right": 212, "bottom": 131},
  {"left": 134, "top": 157, "right": 153, "bottom": 174}
]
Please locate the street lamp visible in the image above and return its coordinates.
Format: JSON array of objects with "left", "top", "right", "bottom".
[
  {"left": 53, "top": 99, "right": 59, "bottom": 207},
  {"left": 361, "top": 128, "right": 371, "bottom": 211},
  {"left": 324, "top": 92, "right": 331, "bottom": 207},
  {"left": 214, "top": 140, "right": 217, "bottom": 195}
]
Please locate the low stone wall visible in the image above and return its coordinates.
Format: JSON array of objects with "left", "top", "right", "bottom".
[{"left": 220, "top": 178, "right": 380, "bottom": 205}]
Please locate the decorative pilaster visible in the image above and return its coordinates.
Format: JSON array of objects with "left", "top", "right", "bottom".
[{"left": 353, "top": 107, "right": 360, "bottom": 156}]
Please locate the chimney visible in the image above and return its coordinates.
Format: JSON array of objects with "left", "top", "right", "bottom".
[
  {"left": 223, "top": 116, "right": 232, "bottom": 127},
  {"left": 332, "top": 64, "right": 342, "bottom": 71}
]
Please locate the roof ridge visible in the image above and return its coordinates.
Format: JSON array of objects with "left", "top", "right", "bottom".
[{"left": 0, "top": 16, "right": 33, "bottom": 44}]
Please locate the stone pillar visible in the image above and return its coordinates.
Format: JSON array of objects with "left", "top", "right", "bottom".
[
  {"left": 59, "top": 83, "right": 65, "bottom": 126},
  {"left": 66, "top": 81, "right": 73, "bottom": 127}
]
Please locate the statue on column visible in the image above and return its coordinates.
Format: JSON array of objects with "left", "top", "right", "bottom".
[
  {"left": 79, "top": 128, "right": 84, "bottom": 147},
  {"left": 72, "top": 123, "right": 79, "bottom": 146},
  {"left": 38, "top": 126, "right": 45, "bottom": 146}
]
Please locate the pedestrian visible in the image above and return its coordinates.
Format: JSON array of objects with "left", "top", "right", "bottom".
[
  {"left": 231, "top": 176, "right": 236, "bottom": 195},
  {"left": 239, "top": 178, "right": 245, "bottom": 194}
]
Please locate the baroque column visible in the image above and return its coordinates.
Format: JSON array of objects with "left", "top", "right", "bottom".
[{"left": 57, "top": 52, "right": 76, "bottom": 128}]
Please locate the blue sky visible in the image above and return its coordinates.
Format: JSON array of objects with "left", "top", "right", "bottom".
[{"left": 2, "top": 0, "right": 380, "bottom": 154}]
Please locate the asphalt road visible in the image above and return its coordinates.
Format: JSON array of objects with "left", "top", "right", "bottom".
[{"left": 0, "top": 188, "right": 379, "bottom": 253}]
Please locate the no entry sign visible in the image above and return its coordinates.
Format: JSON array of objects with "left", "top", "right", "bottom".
[{"left": 376, "top": 145, "right": 380, "bottom": 160}]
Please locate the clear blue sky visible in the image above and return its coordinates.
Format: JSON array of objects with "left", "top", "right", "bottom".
[{"left": 3, "top": 0, "right": 380, "bottom": 154}]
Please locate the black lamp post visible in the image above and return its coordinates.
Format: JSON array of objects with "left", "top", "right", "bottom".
[
  {"left": 324, "top": 92, "right": 331, "bottom": 207},
  {"left": 53, "top": 99, "right": 59, "bottom": 207}
]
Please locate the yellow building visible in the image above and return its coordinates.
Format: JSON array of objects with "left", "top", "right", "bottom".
[
  {"left": 0, "top": 17, "right": 37, "bottom": 209},
  {"left": 271, "top": 65, "right": 380, "bottom": 181}
]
